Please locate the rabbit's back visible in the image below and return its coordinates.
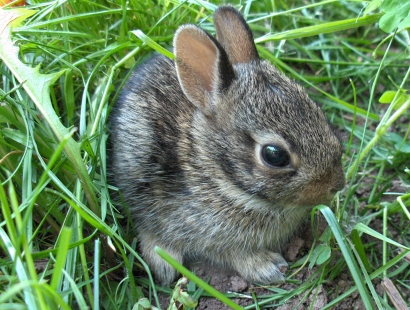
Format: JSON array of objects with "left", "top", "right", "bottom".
[{"left": 110, "top": 55, "right": 194, "bottom": 212}]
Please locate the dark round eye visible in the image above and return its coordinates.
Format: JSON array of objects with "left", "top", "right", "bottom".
[{"left": 261, "top": 145, "right": 291, "bottom": 167}]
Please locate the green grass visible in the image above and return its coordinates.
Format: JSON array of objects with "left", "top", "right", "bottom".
[{"left": 0, "top": 0, "right": 409, "bottom": 309}]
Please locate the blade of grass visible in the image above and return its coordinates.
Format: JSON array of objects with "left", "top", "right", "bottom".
[
  {"left": 93, "top": 239, "right": 101, "bottom": 310},
  {"left": 354, "top": 223, "right": 410, "bottom": 250},
  {"left": 351, "top": 229, "right": 371, "bottom": 272},
  {"left": 155, "top": 246, "right": 244, "bottom": 310},
  {"left": 61, "top": 269, "right": 89, "bottom": 309},
  {"left": 16, "top": 9, "right": 125, "bottom": 30},
  {"left": 50, "top": 227, "right": 72, "bottom": 290},
  {"left": 0, "top": 226, "right": 37, "bottom": 309},
  {"left": 318, "top": 205, "right": 374, "bottom": 309},
  {"left": 45, "top": 190, "right": 160, "bottom": 307},
  {"left": 348, "top": 239, "right": 383, "bottom": 309},
  {"left": 0, "top": 179, "right": 51, "bottom": 309},
  {"left": 322, "top": 249, "right": 410, "bottom": 309},
  {"left": 131, "top": 30, "right": 175, "bottom": 59},
  {"left": 346, "top": 33, "right": 410, "bottom": 180},
  {"left": 0, "top": 8, "right": 99, "bottom": 214},
  {"left": 255, "top": 13, "right": 383, "bottom": 42}
]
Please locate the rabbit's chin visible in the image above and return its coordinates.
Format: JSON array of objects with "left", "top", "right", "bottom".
[
  {"left": 271, "top": 190, "right": 337, "bottom": 209},
  {"left": 229, "top": 184, "right": 337, "bottom": 211},
  {"left": 291, "top": 194, "right": 337, "bottom": 209}
]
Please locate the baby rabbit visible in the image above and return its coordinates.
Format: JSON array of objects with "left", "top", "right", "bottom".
[{"left": 109, "top": 5, "right": 345, "bottom": 285}]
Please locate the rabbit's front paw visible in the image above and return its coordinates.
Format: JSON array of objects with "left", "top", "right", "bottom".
[
  {"left": 140, "top": 235, "right": 183, "bottom": 285},
  {"left": 235, "top": 251, "right": 288, "bottom": 284}
]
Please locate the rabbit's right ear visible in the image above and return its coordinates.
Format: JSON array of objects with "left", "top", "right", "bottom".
[
  {"left": 174, "top": 25, "right": 235, "bottom": 112},
  {"left": 213, "top": 6, "right": 259, "bottom": 64}
]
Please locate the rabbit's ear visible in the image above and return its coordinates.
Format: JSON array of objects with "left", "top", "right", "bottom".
[
  {"left": 214, "top": 6, "right": 259, "bottom": 64},
  {"left": 174, "top": 25, "right": 235, "bottom": 110}
]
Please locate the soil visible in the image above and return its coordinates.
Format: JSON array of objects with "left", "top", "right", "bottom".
[
  {"left": 156, "top": 206, "right": 409, "bottom": 309},
  {"left": 156, "top": 219, "right": 344, "bottom": 309}
]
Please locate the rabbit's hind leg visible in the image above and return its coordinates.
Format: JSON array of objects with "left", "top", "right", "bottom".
[{"left": 139, "top": 233, "right": 182, "bottom": 285}]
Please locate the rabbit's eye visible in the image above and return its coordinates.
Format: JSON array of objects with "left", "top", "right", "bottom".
[{"left": 261, "top": 145, "right": 290, "bottom": 167}]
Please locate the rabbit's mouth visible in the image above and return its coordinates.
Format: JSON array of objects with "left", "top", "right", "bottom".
[
  {"left": 294, "top": 181, "right": 344, "bottom": 207},
  {"left": 290, "top": 164, "right": 346, "bottom": 207}
]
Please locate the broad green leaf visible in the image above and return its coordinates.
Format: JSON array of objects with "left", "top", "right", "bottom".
[
  {"left": 132, "top": 298, "right": 160, "bottom": 310},
  {"left": 379, "top": 91, "right": 398, "bottom": 103},
  {"left": 0, "top": 9, "right": 65, "bottom": 134},
  {"left": 309, "top": 244, "right": 331, "bottom": 268},
  {"left": 170, "top": 278, "right": 198, "bottom": 309},
  {"left": 379, "top": 90, "right": 409, "bottom": 110},
  {"left": 398, "top": 14, "right": 410, "bottom": 30},
  {"left": 379, "top": 0, "right": 410, "bottom": 33},
  {"left": 316, "top": 245, "right": 331, "bottom": 265}
]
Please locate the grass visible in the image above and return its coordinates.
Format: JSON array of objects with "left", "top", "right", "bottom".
[{"left": 0, "top": 0, "right": 409, "bottom": 309}]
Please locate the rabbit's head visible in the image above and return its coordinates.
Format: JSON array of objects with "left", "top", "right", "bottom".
[{"left": 174, "top": 6, "right": 345, "bottom": 209}]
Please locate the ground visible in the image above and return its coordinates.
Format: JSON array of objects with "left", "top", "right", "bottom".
[{"left": 156, "top": 207, "right": 409, "bottom": 309}]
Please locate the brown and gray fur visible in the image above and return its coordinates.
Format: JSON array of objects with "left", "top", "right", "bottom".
[{"left": 109, "top": 6, "right": 345, "bottom": 285}]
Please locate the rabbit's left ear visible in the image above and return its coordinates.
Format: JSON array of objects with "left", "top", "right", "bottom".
[
  {"left": 214, "top": 6, "right": 259, "bottom": 64},
  {"left": 174, "top": 25, "right": 235, "bottom": 111}
]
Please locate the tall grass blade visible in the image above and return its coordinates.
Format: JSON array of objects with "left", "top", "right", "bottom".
[
  {"left": 155, "top": 246, "right": 244, "bottom": 310},
  {"left": 318, "top": 205, "right": 374, "bottom": 309}
]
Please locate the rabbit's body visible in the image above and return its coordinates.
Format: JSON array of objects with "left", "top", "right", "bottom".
[{"left": 109, "top": 6, "right": 345, "bottom": 285}]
